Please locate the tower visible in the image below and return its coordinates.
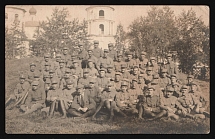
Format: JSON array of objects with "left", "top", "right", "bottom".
[{"left": 86, "top": 6, "right": 116, "bottom": 49}]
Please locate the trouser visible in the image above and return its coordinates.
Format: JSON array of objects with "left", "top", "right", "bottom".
[
  {"left": 20, "top": 103, "right": 44, "bottom": 114},
  {"left": 137, "top": 103, "right": 160, "bottom": 118},
  {"left": 68, "top": 108, "right": 96, "bottom": 118}
]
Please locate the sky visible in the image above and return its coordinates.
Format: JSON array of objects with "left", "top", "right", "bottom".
[{"left": 7, "top": 5, "right": 209, "bottom": 31}]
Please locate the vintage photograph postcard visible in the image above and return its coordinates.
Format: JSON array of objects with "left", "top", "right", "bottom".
[{"left": 5, "top": 5, "right": 210, "bottom": 134}]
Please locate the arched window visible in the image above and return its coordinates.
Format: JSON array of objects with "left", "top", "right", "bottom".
[
  {"left": 99, "top": 24, "right": 104, "bottom": 34},
  {"left": 14, "top": 14, "right": 19, "bottom": 21},
  {"left": 5, "top": 13, "right": 8, "bottom": 20},
  {"left": 99, "top": 10, "right": 104, "bottom": 18}
]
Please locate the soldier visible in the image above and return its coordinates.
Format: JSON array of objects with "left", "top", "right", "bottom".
[
  {"left": 78, "top": 42, "right": 88, "bottom": 68},
  {"left": 137, "top": 51, "right": 148, "bottom": 74},
  {"left": 113, "top": 81, "right": 133, "bottom": 119},
  {"left": 120, "top": 63, "right": 131, "bottom": 80},
  {"left": 97, "top": 49, "right": 114, "bottom": 70},
  {"left": 128, "top": 79, "right": 143, "bottom": 115},
  {"left": 96, "top": 68, "right": 110, "bottom": 92},
  {"left": 87, "top": 59, "right": 99, "bottom": 78},
  {"left": 55, "top": 59, "right": 66, "bottom": 79},
  {"left": 92, "top": 40, "right": 103, "bottom": 59},
  {"left": 108, "top": 43, "right": 117, "bottom": 61},
  {"left": 6, "top": 75, "right": 30, "bottom": 109},
  {"left": 71, "top": 60, "right": 83, "bottom": 80},
  {"left": 78, "top": 69, "right": 91, "bottom": 89},
  {"left": 150, "top": 75, "right": 163, "bottom": 98},
  {"left": 189, "top": 82, "right": 209, "bottom": 118},
  {"left": 148, "top": 57, "right": 159, "bottom": 74},
  {"left": 148, "top": 87, "right": 179, "bottom": 120},
  {"left": 113, "top": 72, "right": 122, "bottom": 92},
  {"left": 114, "top": 53, "right": 125, "bottom": 72},
  {"left": 91, "top": 82, "right": 117, "bottom": 121},
  {"left": 61, "top": 47, "right": 71, "bottom": 65},
  {"left": 67, "top": 53, "right": 82, "bottom": 69},
  {"left": 59, "top": 68, "right": 77, "bottom": 90},
  {"left": 33, "top": 72, "right": 45, "bottom": 92},
  {"left": 19, "top": 81, "right": 46, "bottom": 116},
  {"left": 68, "top": 84, "right": 96, "bottom": 118},
  {"left": 130, "top": 65, "right": 140, "bottom": 81},
  {"left": 41, "top": 63, "right": 50, "bottom": 80},
  {"left": 159, "top": 68, "right": 171, "bottom": 90},
  {"left": 106, "top": 65, "right": 115, "bottom": 82},
  {"left": 86, "top": 48, "right": 98, "bottom": 69},
  {"left": 60, "top": 80, "right": 75, "bottom": 118},
  {"left": 137, "top": 85, "right": 161, "bottom": 119},
  {"left": 186, "top": 74, "right": 202, "bottom": 92},
  {"left": 40, "top": 53, "right": 54, "bottom": 71},
  {"left": 26, "top": 63, "right": 41, "bottom": 84},
  {"left": 138, "top": 74, "right": 146, "bottom": 90},
  {"left": 85, "top": 78, "right": 101, "bottom": 103},
  {"left": 49, "top": 69, "right": 58, "bottom": 82},
  {"left": 166, "top": 74, "right": 182, "bottom": 98},
  {"left": 77, "top": 42, "right": 88, "bottom": 61},
  {"left": 46, "top": 79, "right": 65, "bottom": 118},
  {"left": 144, "top": 67, "right": 153, "bottom": 85},
  {"left": 162, "top": 54, "right": 178, "bottom": 77},
  {"left": 176, "top": 85, "right": 197, "bottom": 119},
  {"left": 53, "top": 53, "right": 61, "bottom": 70},
  {"left": 125, "top": 51, "right": 137, "bottom": 72}
]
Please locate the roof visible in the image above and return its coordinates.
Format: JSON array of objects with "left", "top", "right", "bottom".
[
  {"left": 6, "top": 6, "right": 27, "bottom": 13},
  {"left": 25, "top": 21, "right": 39, "bottom": 27},
  {"left": 86, "top": 5, "right": 115, "bottom": 11}
]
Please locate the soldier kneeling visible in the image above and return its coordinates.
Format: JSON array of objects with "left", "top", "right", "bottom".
[{"left": 137, "top": 85, "right": 161, "bottom": 120}]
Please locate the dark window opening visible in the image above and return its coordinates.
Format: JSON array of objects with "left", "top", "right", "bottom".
[
  {"left": 99, "top": 10, "right": 104, "bottom": 17},
  {"left": 99, "top": 24, "right": 104, "bottom": 34}
]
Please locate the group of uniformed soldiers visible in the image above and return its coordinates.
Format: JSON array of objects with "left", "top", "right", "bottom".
[{"left": 6, "top": 40, "right": 209, "bottom": 122}]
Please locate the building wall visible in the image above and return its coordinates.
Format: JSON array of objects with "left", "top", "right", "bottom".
[
  {"left": 25, "top": 26, "right": 38, "bottom": 40},
  {"left": 5, "top": 7, "right": 25, "bottom": 29}
]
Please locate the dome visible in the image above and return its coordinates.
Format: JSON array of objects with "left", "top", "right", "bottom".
[{"left": 29, "top": 7, "right": 37, "bottom": 15}]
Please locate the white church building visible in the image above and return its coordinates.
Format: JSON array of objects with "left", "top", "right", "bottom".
[{"left": 86, "top": 6, "right": 116, "bottom": 49}]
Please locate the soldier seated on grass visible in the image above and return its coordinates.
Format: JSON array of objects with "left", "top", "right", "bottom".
[
  {"left": 137, "top": 85, "right": 161, "bottom": 120},
  {"left": 6, "top": 74, "right": 30, "bottom": 109},
  {"left": 148, "top": 87, "right": 179, "bottom": 121},
  {"left": 91, "top": 82, "right": 117, "bottom": 121},
  {"left": 68, "top": 84, "right": 96, "bottom": 118},
  {"left": 19, "top": 81, "right": 46, "bottom": 116},
  {"left": 189, "top": 82, "right": 209, "bottom": 119}
]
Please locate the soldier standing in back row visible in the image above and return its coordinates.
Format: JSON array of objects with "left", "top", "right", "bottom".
[
  {"left": 108, "top": 43, "right": 117, "bottom": 61},
  {"left": 61, "top": 47, "right": 71, "bottom": 65},
  {"left": 162, "top": 54, "right": 178, "bottom": 77},
  {"left": 97, "top": 49, "right": 114, "bottom": 70},
  {"left": 137, "top": 51, "right": 148, "bottom": 74},
  {"left": 92, "top": 40, "right": 103, "bottom": 59},
  {"left": 114, "top": 53, "right": 125, "bottom": 72}
]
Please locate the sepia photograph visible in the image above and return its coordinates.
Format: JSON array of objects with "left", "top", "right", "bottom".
[{"left": 5, "top": 5, "right": 210, "bottom": 134}]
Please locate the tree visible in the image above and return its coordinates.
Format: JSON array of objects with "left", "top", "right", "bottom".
[
  {"left": 114, "top": 23, "right": 127, "bottom": 52},
  {"left": 174, "top": 8, "right": 209, "bottom": 73},
  {"left": 31, "top": 7, "right": 89, "bottom": 57},
  {"left": 5, "top": 20, "right": 27, "bottom": 59},
  {"left": 127, "top": 6, "right": 179, "bottom": 59}
]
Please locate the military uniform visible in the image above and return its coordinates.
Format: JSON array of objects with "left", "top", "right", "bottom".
[
  {"left": 125, "top": 52, "right": 137, "bottom": 70},
  {"left": 87, "top": 62, "right": 99, "bottom": 79},
  {"left": 162, "top": 54, "right": 178, "bottom": 76},
  {"left": 77, "top": 42, "right": 88, "bottom": 61},
  {"left": 159, "top": 68, "right": 171, "bottom": 89},
  {"left": 71, "top": 60, "right": 83, "bottom": 79},
  {"left": 106, "top": 65, "right": 115, "bottom": 81},
  {"left": 61, "top": 47, "right": 71, "bottom": 65},
  {"left": 85, "top": 79, "right": 101, "bottom": 104},
  {"left": 97, "top": 49, "right": 114, "bottom": 70},
  {"left": 137, "top": 51, "right": 148, "bottom": 74},
  {"left": 96, "top": 76, "right": 110, "bottom": 91},
  {"left": 59, "top": 69, "right": 77, "bottom": 89},
  {"left": 20, "top": 81, "right": 46, "bottom": 114},
  {"left": 166, "top": 74, "right": 182, "bottom": 98},
  {"left": 78, "top": 69, "right": 91, "bottom": 88},
  {"left": 144, "top": 67, "right": 153, "bottom": 85},
  {"left": 27, "top": 63, "right": 41, "bottom": 84},
  {"left": 186, "top": 75, "right": 202, "bottom": 92},
  {"left": 108, "top": 43, "right": 117, "bottom": 61},
  {"left": 121, "top": 64, "right": 131, "bottom": 79},
  {"left": 148, "top": 57, "right": 159, "bottom": 74},
  {"left": 114, "top": 53, "right": 125, "bottom": 72},
  {"left": 55, "top": 60, "right": 67, "bottom": 79},
  {"left": 92, "top": 40, "right": 103, "bottom": 59}
]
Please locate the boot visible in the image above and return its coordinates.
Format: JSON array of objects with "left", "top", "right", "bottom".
[
  {"left": 60, "top": 100, "right": 67, "bottom": 119},
  {"left": 91, "top": 101, "right": 105, "bottom": 120},
  {"left": 118, "top": 110, "right": 127, "bottom": 117},
  {"left": 49, "top": 100, "right": 56, "bottom": 118}
]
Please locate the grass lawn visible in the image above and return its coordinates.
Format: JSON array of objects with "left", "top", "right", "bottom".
[{"left": 5, "top": 57, "right": 210, "bottom": 134}]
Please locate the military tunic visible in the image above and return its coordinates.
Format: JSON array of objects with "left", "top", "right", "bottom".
[{"left": 92, "top": 47, "right": 103, "bottom": 59}]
